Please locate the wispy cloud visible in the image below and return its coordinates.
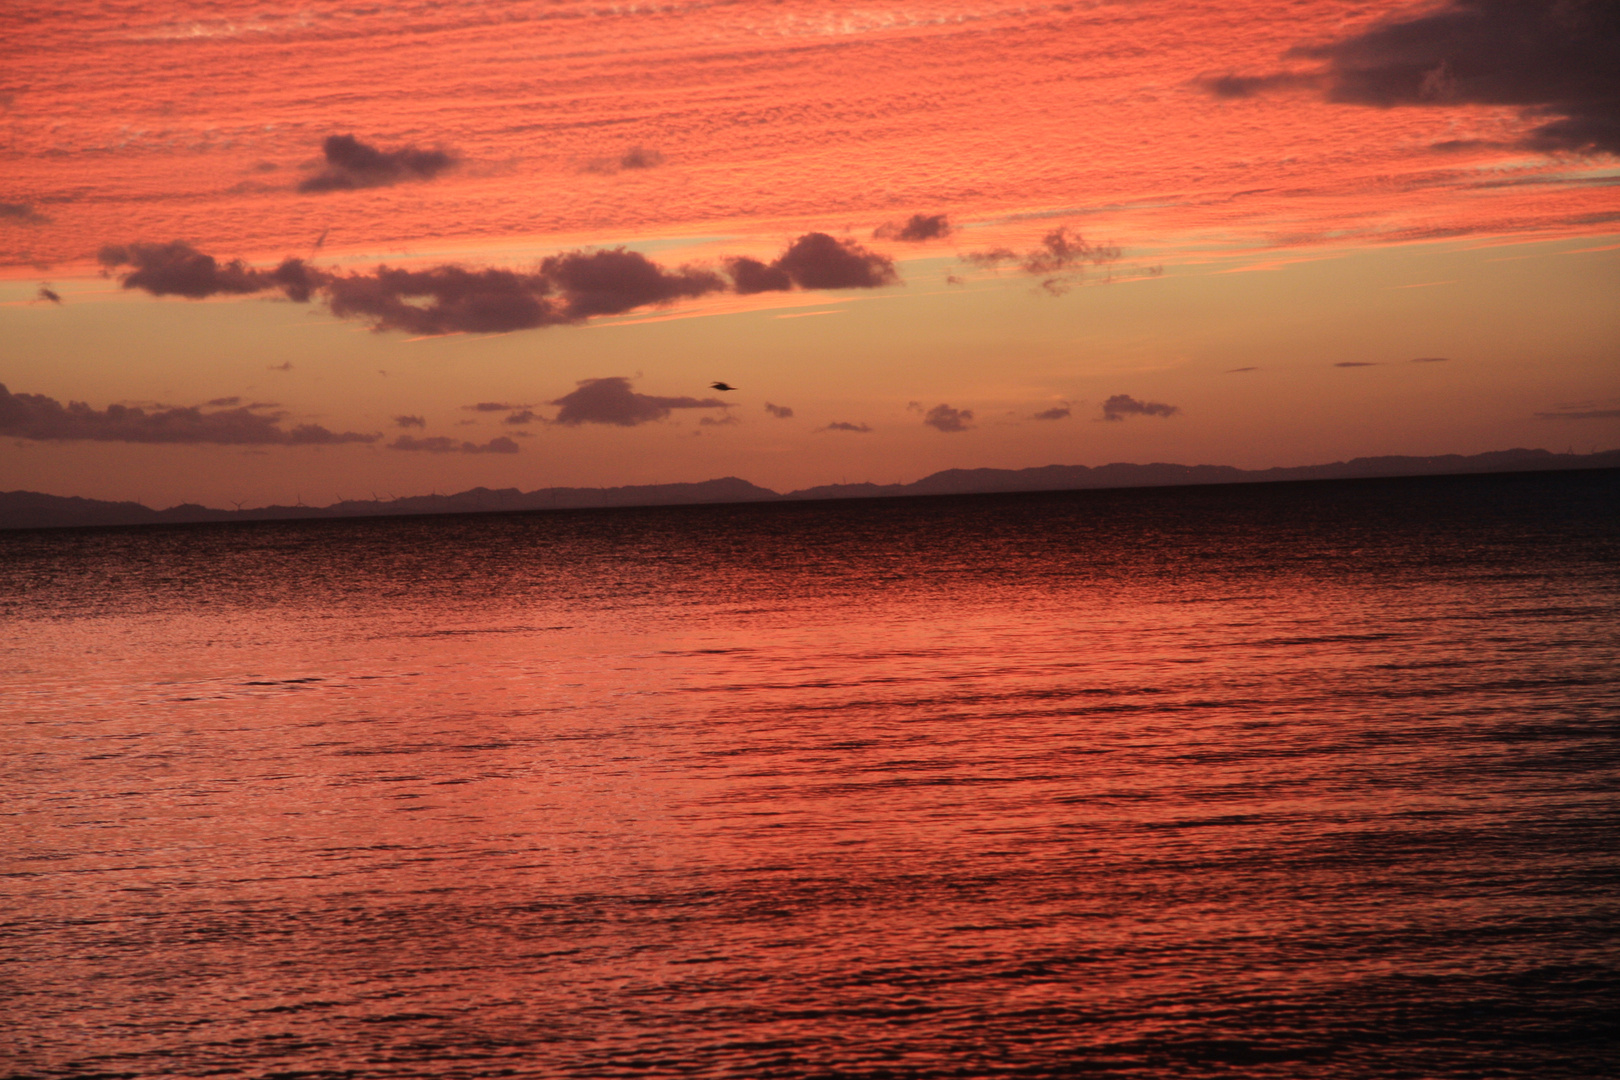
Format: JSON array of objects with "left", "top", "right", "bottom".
[
  {"left": 764, "top": 402, "right": 794, "bottom": 418},
  {"left": 874, "top": 213, "right": 952, "bottom": 242},
  {"left": 817, "top": 421, "right": 872, "bottom": 433},
  {"left": 961, "top": 227, "right": 1121, "bottom": 294},
  {"left": 389, "top": 434, "right": 520, "bottom": 453}
]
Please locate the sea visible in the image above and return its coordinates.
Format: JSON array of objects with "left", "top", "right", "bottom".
[{"left": 4, "top": 469, "right": 1618, "bottom": 1079}]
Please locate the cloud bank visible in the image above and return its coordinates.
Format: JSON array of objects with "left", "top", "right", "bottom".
[
  {"left": 0, "top": 383, "right": 377, "bottom": 445},
  {"left": 99, "top": 233, "right": 903, "bottom": 335}
]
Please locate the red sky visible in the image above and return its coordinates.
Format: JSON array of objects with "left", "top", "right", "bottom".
[{"left": 3, "top": 0, "right": 1617, "bottom": 507}]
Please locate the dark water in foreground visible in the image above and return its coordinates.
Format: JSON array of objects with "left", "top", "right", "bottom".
[{"left": 3, "top": 471, "right": 1618, "bottom": 1079}]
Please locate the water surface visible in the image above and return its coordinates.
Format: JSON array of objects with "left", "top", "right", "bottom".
[{"left": 4, "top": 471, "right": 1618, "bottom": 1078}]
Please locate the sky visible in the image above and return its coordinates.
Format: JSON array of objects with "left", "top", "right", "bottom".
[{"left": 2, "top": 0, "right": 1617, "bottom": 508}]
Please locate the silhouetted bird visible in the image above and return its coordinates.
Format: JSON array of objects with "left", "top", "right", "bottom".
[{"left": 710, "top": 381, "right": 737, "bottom": 391}]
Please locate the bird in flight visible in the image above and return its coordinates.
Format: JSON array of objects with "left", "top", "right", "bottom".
[{"left": 710, "top": 381, "right": 737, "bottom": 391}]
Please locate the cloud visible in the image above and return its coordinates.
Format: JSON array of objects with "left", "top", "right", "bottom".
[
  {"left": 463, "top": 401, "right": 532, "bottom": 412},
  {"left": 585, "top": 145, "right": 665, "bottom": 174},
  {"left": 98, "top": 240, "right": 272, "bottom": 298},
  {"left": 269, "top": 361, "right": 294, "bottom": 372},
  {"left": 1100, "top": 394, "right": 1179, "bottom": 421},
  {"left": 323, "top": 264, "right": 557, "bottom": 335},
  {"left": 1334, "top": 361, "right": 1379, "bottom": 367},
  {"left": 764, "top": 402, "right": 794, "bottom": 418},
  {"left": 504, "top": 409, "right": 540, "bottom": 425},
  {"left": 550, "top": 376, "right": 728, "bottom": 427},
  {"left": 776, "top": 232, "right": 898, "bottom": 289},
  {"left": 394, "top": 414, "right": 427, "bottom": 428},
  {"left": 1, "top": 201, "right": 49, "bottom": 224},
  {"left": 389, "top": 434, "right": 519, "bottom": 453},
  {"left": 923, "top": 404, "right": 974, "bottom": 432},
  {"left": 1213, "top": 0, "right": 1620, "bottom": 155},
  {"left": 298, "top": 134, "right": 456, "bottom": 193},
  {"left": 1031, "top": 405, "right": 1071, "bottom": 420},
  {"left": 36, "top": 286, "right": 62, "bottom": 304},
  {"left": 1537, "top": 408, "right": 1620, "bottom": 420},
  {"left": 698, "top": 414, "right": 739, "bottom": 426},
  {"left": 960, "top": 227, "right": 1121, "bottom": 293},
  {"left": 725, "top": 256, "right": 795, "bottom": 294},
  {"left": 206, "top": 396, "right": 242, "bottom": 407},
  {"left": 818, "top": 421, "right": 872, "bottom": 433},
  {"left": 874, "top": 213, "right": 952, "bottom": 241},
  {"left": 1227, "top": 366, "right": 1261, "bottom": 372},
  {"left": 0, "top": 383, "right": 378, "bottom": 445},
  {"left": 1201, "top": 72, "right": 1323, "bottom": 99},
  {"left": 541, "top": 248, "right": 726, "bottom": 319},
  {"left": 1411, "top": 356, "right": 1451, "bottom": 363}
]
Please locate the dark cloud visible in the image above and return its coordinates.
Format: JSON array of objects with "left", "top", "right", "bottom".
[
  {"left": 389, "top": 434, "right": 520, "bottom": 453},
  {"left": 504, "top": 410, "right": 540, "bottom": 425},
  {"left": 394, "top": 414, "right": 427, "bottom": 428},
  {"left": 1334, "top": 361, "right": 1380, "bottom": 367},
  {"left": 0, "top": 383, "right": 378, "bottom": 445},
  {"left": 818, "top": 421, "right": 872, "bottom": 433},
  {"left": 726, "top": 256, "right": 795, "bottom": 294},
  {"left": 324, "top": 265, "right": 556, "bottom": 335},
  {"left": 764, "top": 402, "right": 795, "bottom": 419},
  {"left": 960, "top": 228, "right": 1121, "bottom": 293},
  {"left": 1031, "top": 405, "right": 1071, "bottom": 420},
  {"left": 923, "top": 404, "right": 974, "bottom": 432},
  {"left": 269, "top": 361, "right": 294, "bottom": 372},
  {"left": 550, "top": 376, "right": 728, "bottom": 427},
  {"left": 1101, "top": 394, "right": 1180, "bottom": 421},
  {"left": 874, "top": 213, "right": 952, "bottom": 242},
  {"left": 98, "top": 240, "right": 271, "bottom": 299},
  {"left": 1, "top": 201, "right": 49, "bottom": 224},
  {"left": 463, "top": 402, "right": 532, "bottom": 412},
  {"left": 1213, "top": 1, "right": 1620, "bottom": 154},
  {"left": 541, "top": 248, "right": 726, "bottom": 319},
  {"left": 36, "top": 286, "right": 62, "bottom": 304},
  {"left": 206, "top": 396, "right": 242, "bottom": 407},
  {"left": 698, "top": 414, "right": 739, "bottom": 427},
  {"left": 298, "top": 134, "right": 456, "bottom": 193},
  {"left": 1411, "top": 356, "right": 1451, "bottom": 363},
  {"left": 1537, "top": 408, "right": 1620, "bottom": 420},
  {"left": 98, "top": 232, "right": 903, "bottom": 336},
  {"left": 1227, "top": 366, "right": 1261, "bottom": 372},
  {"left": 774, "top": 232, "right": 898, "bottom": 290}
]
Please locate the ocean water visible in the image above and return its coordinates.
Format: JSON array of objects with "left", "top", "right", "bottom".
[{"left": 3, "top": 471, "right": 1618, "bottom": 1079}]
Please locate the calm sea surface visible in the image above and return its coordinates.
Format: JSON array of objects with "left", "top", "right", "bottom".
[{"left": 4, "top": 471, "right": 1618, "bottom": 1079}]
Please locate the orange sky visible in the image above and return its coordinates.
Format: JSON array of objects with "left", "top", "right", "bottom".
[{"left": 2, "top": 0, "right": 1617, "bottom": 507}]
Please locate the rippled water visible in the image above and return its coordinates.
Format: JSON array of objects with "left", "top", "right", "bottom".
[{"left": 4, "top": 471, "right": 1618, "bottom": 1079}]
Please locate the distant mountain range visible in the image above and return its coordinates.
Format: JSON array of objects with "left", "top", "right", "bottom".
[{"left": 4, "top": 447, "right": 1617, "bottom": 531}]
